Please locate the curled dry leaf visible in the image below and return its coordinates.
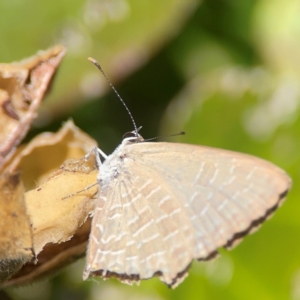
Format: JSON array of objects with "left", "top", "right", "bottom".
[
  {"left": 0, "top": 173, "right": 32, "bottom": 287},
  {"left": 4, "top": 163, "right": 98, "bottom": 287},
  {"left": 6, "top": 119, "right": 98, "bottom": 190},
  {"left": 0, "top": 45, "right": 66, "bottom": 169},
  {"left": 2, "top": 121, "right": 98, "bottom": 288}
]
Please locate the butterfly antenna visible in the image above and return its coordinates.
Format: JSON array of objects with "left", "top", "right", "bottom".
[
  {"left": 144, "top": 131, "right": 185, "bottom": 142},
  {"left": 88, "top": 57, "right": 139, "bottom": 136}
]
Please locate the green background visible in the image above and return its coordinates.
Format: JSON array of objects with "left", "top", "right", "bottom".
[{"left": 2, "top": 0, "right": 300, "bottom": 299}]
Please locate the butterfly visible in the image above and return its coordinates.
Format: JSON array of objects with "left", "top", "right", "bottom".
[{"left": 81, "top": 58, "right": 291, "bottom": 288}]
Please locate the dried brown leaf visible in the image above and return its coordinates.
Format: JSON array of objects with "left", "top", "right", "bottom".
[
  {"left": 0, "top": 45, "right": 66, "bottom": 169},
  {"left": 5, "top": 220, "right": 91, "bottom": 289},
  {"left": 28, "top": 163, "right": 97, "bottom": 255},
  {"left": 3, "top": 163, "right": 97, "bottom": 288},
  {"left": 2, "top": 121, "right": 99, "bottom": 287},
  {"left": 0, "top": 173, "right": 32, "bottom": 286},
  {"left": 6, "top": 119, "right": 97, "bottom": 190}
]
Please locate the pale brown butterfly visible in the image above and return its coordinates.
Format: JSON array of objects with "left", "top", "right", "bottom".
[{"left": 79, "top": 58, "right": 291, "bottom": 288}]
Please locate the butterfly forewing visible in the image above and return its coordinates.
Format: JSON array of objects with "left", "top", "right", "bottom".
[
  {"left": 137, "top": 143, "right": 289, "bottom": 246},
  {"left": 84, "top": 141, "right": 291, "bottom": 287}
]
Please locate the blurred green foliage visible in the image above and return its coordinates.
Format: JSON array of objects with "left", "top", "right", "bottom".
[{"left": 2, "top": 0, "right": 300, "bottom": 299}]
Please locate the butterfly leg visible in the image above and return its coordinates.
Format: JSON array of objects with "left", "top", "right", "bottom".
[
  {"left": 95, "top": 147, "right": 108, "bottom": 169},
  {"left": 61, "top": 147, "right": 107, "bottom": 200},
  {"left": 62, "top": 180, "right": 99, "bottom": 200},
  {"left": 84, "top": 147, "right": 108, "bottom": 171}
]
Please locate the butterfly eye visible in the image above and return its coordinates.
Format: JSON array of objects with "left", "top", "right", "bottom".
[
  {"left": 122, "top": 131, "right": 144, "bottom": 143},
  {"left": 123, "top": 126, "right": 143, "bottom": 140},
  {"left": 122, "top": 131, "right": 136, "bottom": 140}
]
